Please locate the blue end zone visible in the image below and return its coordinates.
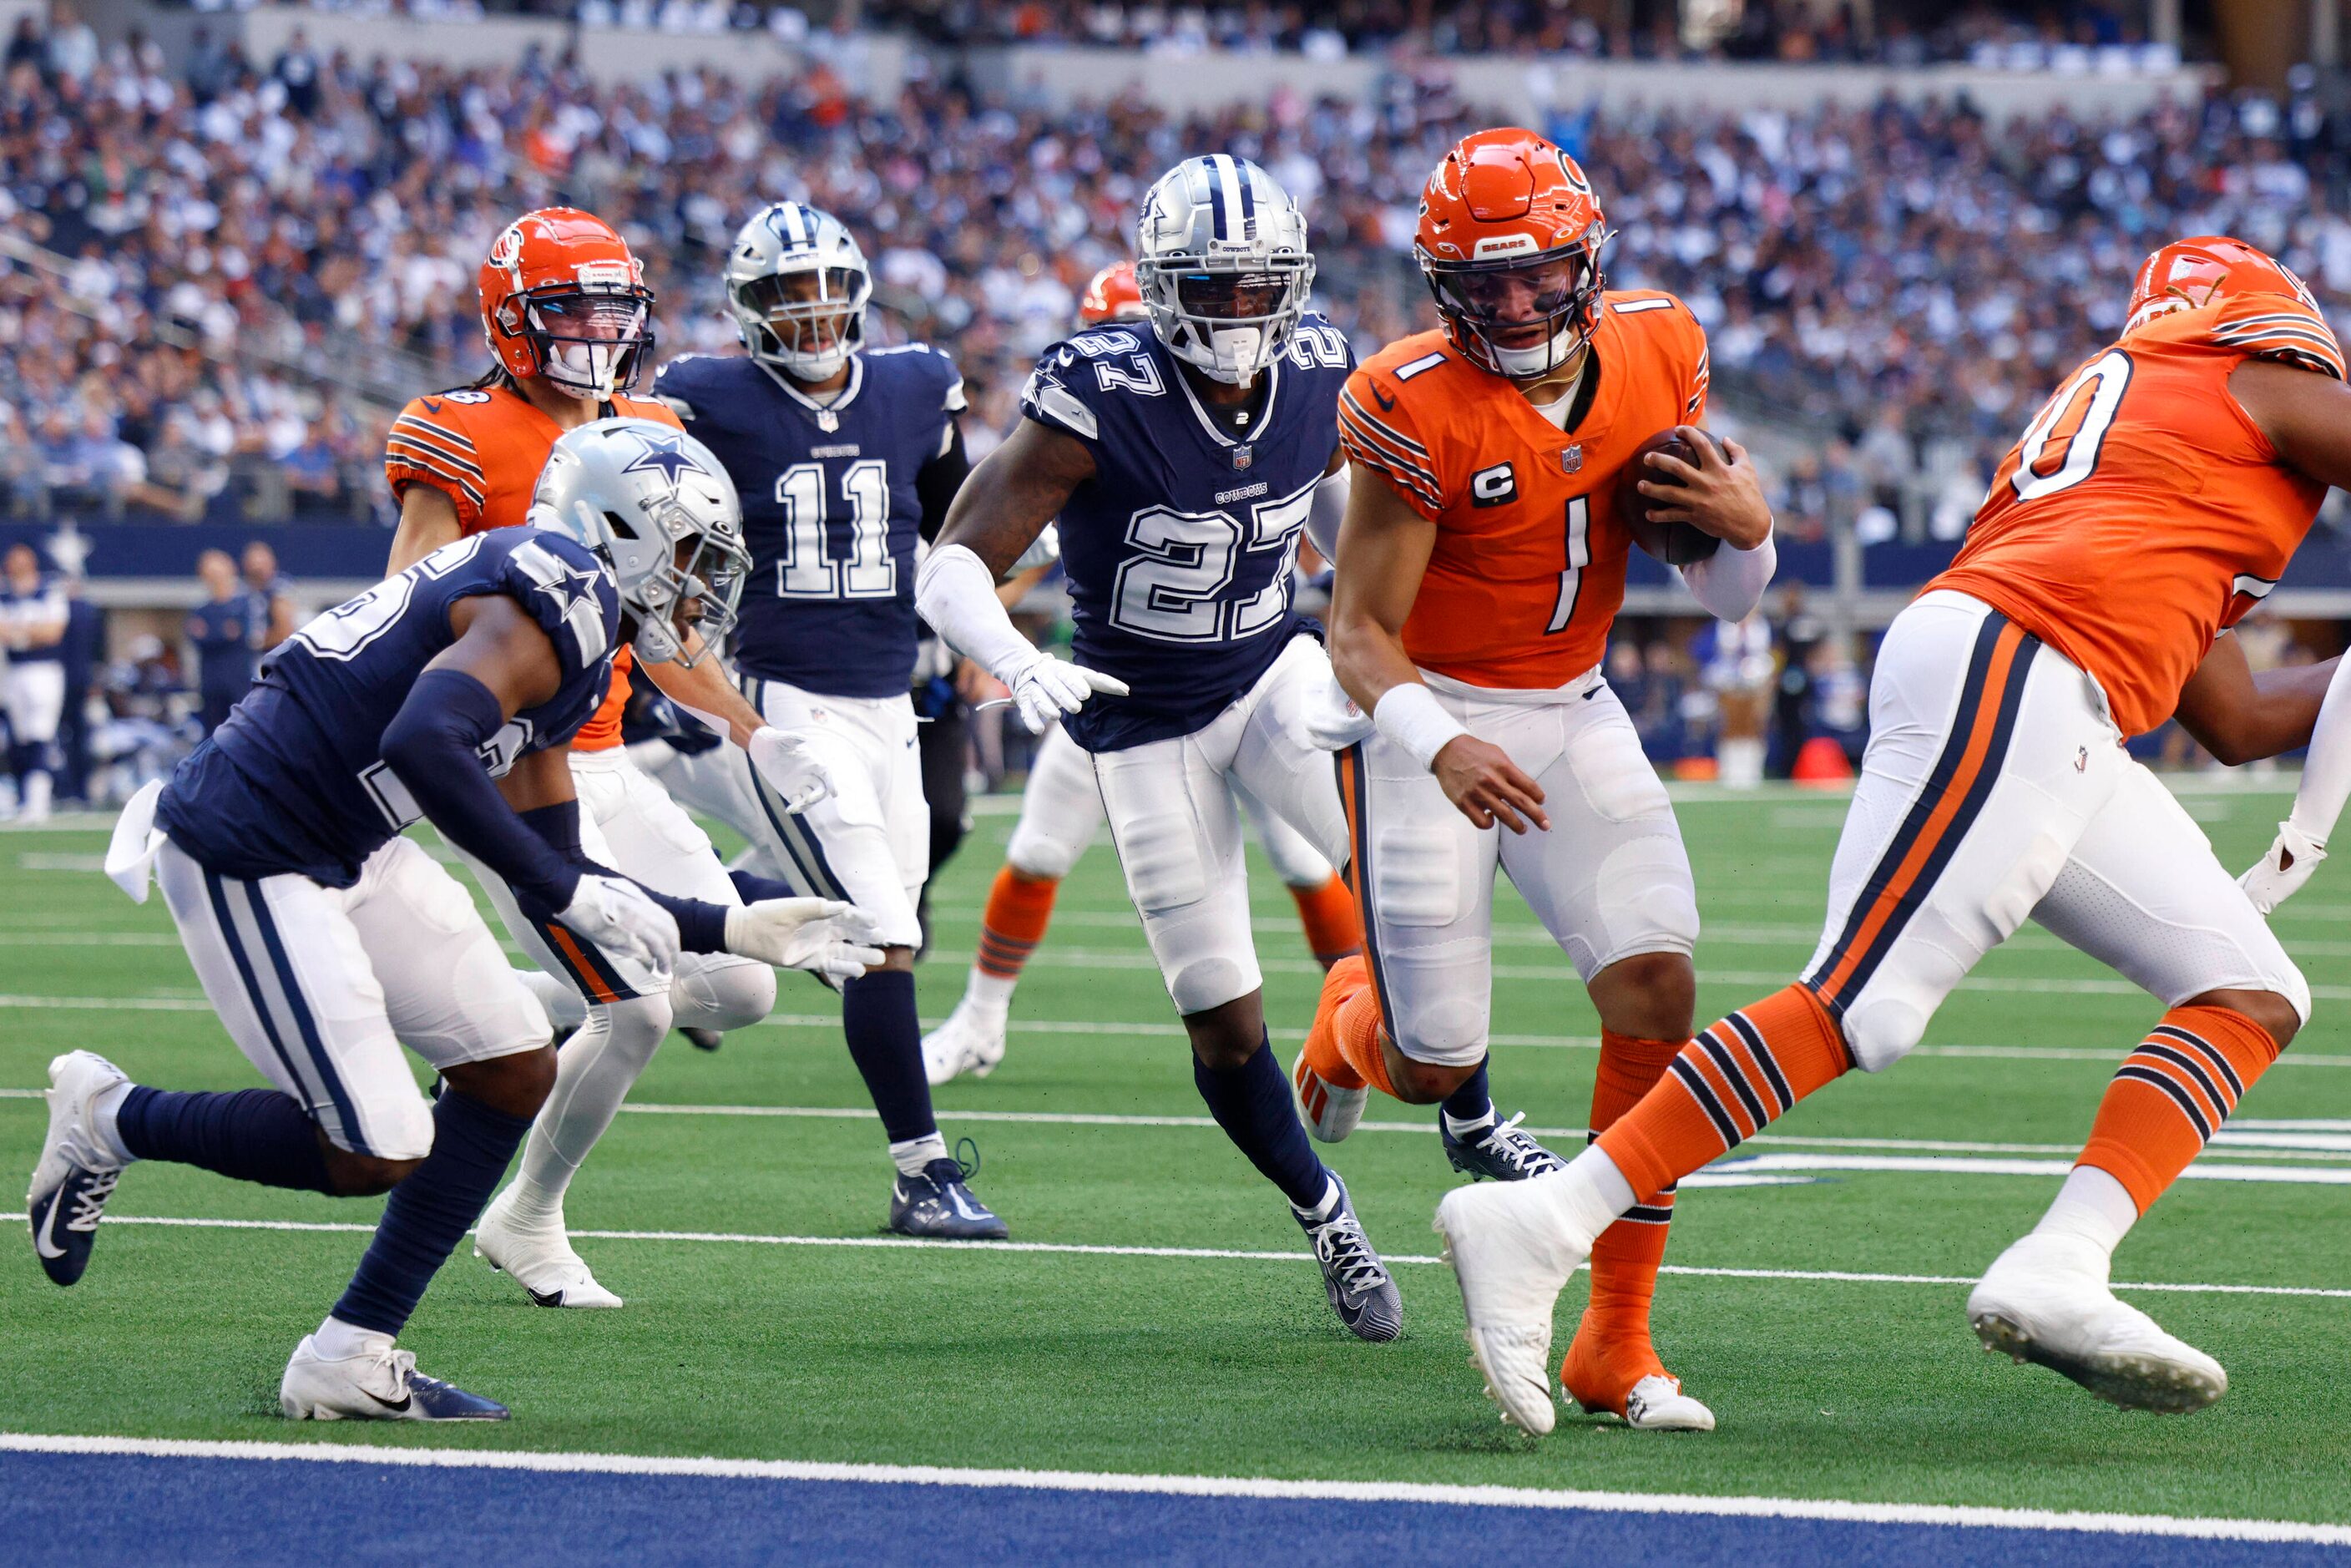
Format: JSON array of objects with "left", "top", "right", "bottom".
[{"left": 3, "top": 1451, "right": 2341, "bottom": 1567}]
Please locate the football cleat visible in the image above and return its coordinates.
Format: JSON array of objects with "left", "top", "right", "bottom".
[
  {"left": 681, "top": 1027, "right": 724, "bottom": 1053},
  {"left": 1442, "top": 1112, "right": 1567, "bottom": 1182},
  {"left": 1968, "top": 1232, "right": 2227, "bottom": 1414},
  {"left": 280, "top": 1335, "right": 509, "bottom": 1422},
  {"left": 1620, "top": 1373, "right": 1717, "bottom": 1432},
  {"left": 1434, "top": 1176, "right": 1590, "bottom": 1434},
  {"left": 27, "top": 1051, "right": 129, "bottom": 1287},
  {"left": 888, "top": 1154, "right": 1008, "bottom": 1240},
  {"left": 1293, "top": 1176, "right": 1403, "bottom": 1343},
  {"left": 473, "top": 1186, "right": 624, "bottom": 1309},
  {"left": 1291, "top": 1053, "right": 1366, "bottom": 1144},
  {"left": 921, "top": 1000, "right": 1009, "bottom": 1086}
]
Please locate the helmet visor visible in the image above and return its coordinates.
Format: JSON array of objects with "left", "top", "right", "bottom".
[
  {"left": 1174, "top": 271, "right": 1292, "bottom": 323},
  {"left": 1428, "top": 252, "right": 1593, "bottom": 346},
  {"left": 525, "top": 287, "right": 652, "bottom": 395}
]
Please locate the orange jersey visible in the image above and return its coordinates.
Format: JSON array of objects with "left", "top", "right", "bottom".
[
  {"left": 1339, "top": 292, "right": 1710, "bottom": 688},
  {"left": 385, "top": 383, "right": 683, "bottom": 751},
  {"left": 1931, "top": 291, "right": 2343, "bottom": 738}
]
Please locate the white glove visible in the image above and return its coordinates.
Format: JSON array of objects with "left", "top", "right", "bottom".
[
  {"left": 725, "top": 898, "right": 888, "bottom": 982},
  {"left": 2240, "top": 820, "right": 2328, "bottom": 914},
  {"left": 1006, "top": 652, "right": 1130, "bottom": 735},
  {"left": 559, "top": 873, "right": 681, "bottom": 975},
  {"left": 746, "top": 726, "right": 835, "bottom": 815},
  {"left": 1303, "top": 674, "right": 1375, "bottom": 752}
]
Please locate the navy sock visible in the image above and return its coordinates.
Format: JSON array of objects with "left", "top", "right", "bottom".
[
  {"left": 116, "top": 1086, "right": 334, "bottom": 1193},
  {"left": 332, "top": 1089, "right": 530, "bottom": 1338},
  {"left": 841, "top": 969, "right": 935, "bottom": 1146},
  {"left": 1439, "top": 1056, "right": 1494, "bottom": 1126},
  {"left": 1193, "top": 1036, "right": 1331, "bottom": 1211}
]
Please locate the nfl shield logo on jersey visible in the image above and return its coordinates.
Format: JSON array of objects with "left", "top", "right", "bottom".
[
  {"left": 1231, "top": 443, "right": 1254, "bottom": 471},
  {"left": 1561, "top": 444, "right": 1584, "bottom": 475}
]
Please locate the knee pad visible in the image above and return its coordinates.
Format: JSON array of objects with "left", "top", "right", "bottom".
[
  {"left": 1837, "top": 994, "right": 1927, "bottom": 1074},
  {"left": 1165, "top": 953, "right": 1257, "bottom": 1017},
  {"left": 1006, "top": 808, "right": 1090, "bottom": 882},
  {"left": 1390, "top": 986, "right": 1489, "bottom": 1069},
  {"left": 600, "top": 990, "right": 675, "bottom": 1057},
  {"left": 672, "top": 957, "right": 776, "bottom": 1034},
  {"left": 354, "top": 1093, "right": 437, "bottom": 1165}
]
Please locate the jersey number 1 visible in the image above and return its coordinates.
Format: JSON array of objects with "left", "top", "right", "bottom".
[
  {"left": 775, "top": 461, "right": 894, "bottom": 599},
  {"left": 1545, "top": 495, "right": 1591, "bottom": 635}
]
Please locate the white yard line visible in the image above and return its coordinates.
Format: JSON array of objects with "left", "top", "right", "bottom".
[
  {"left": 28, "top": 1213, "right": 2351, "bottom": 1301},
  {"left": 0, "top": 1432, "right": 2342, "bottom": 1545}
]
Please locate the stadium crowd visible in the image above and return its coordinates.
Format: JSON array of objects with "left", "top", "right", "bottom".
[{"left": 3, "top": 2, "right": 2348, "bottom": 534}]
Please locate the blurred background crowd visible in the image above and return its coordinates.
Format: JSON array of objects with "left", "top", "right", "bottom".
[{"left": 0, "top": 0, "right": 2342, "bottom": 812}]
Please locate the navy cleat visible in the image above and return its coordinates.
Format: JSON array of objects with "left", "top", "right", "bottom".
[
  {"left": 1293, "top": 1176, "right": 1403, "bottom": 1343},
  {"left": 27, "top": 1051, "right": 129, "bottom": 1287},
  {"left": 888, "top": 1146, "right": 1008, "bottom": 1241},
  {"left": 280, "top": 1336, "right": 511, "bottom": 1422},
  {"left": 1443, "top": 1112, "right": 1569, "bottom": 1183}
]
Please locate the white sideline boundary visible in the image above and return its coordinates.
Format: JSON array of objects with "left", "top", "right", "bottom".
[
  {"left": 0, "top": 1433, "right": 2343, "bottom": 1545},
  {"left": 37, "top": 1215, "right": 2351, "bottom": 1299}
]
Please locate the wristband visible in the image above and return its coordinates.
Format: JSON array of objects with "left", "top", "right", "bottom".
[{"left": 1373, "top": 683, "right": 1469, "bottom": 772}]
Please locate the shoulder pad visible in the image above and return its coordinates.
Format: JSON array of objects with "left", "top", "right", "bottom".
[{"left": 496, "top": 531, "right": 619, "bottom": 680}]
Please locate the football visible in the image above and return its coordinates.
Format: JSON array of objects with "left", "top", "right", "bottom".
[{"left": 1618, "top": 428, "right": 1724, "bottom": 568}]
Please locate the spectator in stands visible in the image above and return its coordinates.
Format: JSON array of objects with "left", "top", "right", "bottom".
[
  {"left": 185, "top": 548, "right": 262, "bottom": 736},
  {"left": 239, "top": 541, "right": 293, "bottom": 650}
]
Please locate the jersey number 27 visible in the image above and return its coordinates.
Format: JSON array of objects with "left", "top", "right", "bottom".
[{"left": 1110, "top": 482, "right": 1312, "bottom": 642}]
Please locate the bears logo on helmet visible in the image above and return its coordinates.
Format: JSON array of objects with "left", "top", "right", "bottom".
[
  {"left": 2126, "top": 235, "right": 2326, "bottom": 336},
  {"left": 479, "top": 207, "right": 657, "bottom": 401}
]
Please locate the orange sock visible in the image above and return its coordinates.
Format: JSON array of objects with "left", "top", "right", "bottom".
[
  {"left": 2078, "top": 1004, "right": 2283, "bottom": 1211},
  {"left": 974, "top": 867, "right": 1058, "bottom": 983},
  {"left": 1297, "top": 953, "right": 1399, "bottom": 1098},
  {"left": 1562, "top": 1029, "right": 1686, "bottom": 1414},
  {"left": 1288, "top": 875, "right": 1363, "bottom": 969},
  {"left": 1597, "top": 984, "right": 1851, "bottom": 1200}
]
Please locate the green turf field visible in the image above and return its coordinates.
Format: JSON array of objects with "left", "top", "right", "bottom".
[{"left": 4, "top": 781, "right": 2348, "bottom": 1525}]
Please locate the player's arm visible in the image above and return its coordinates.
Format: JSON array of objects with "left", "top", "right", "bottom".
[
  {"left": 1327, "top": 462, "right": 1549, "bottom": 835},
  {"left": 636, "top": 633, "right": 835, "bottom": 815},
  {"left": 387, "top": 483, "right": 463, "bottom": 577},
  {"left": 1640, "top": 425, "right": 1777, "bottom": 621},
  {"left": 13, "top": 593, "right": 65, "bottom": 650},
  {"left": 916, "top": 417, "right": 1128, "bottom": 731},
  {"left": 2172, "top": 633, "right": 2341, "bottom": 766}
]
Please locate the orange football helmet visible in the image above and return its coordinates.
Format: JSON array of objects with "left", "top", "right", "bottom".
[
  {"left": 479, "top": 208, "right": 656, "bottom": 399},
  {"left": 1079, "top": 260, "right": 1149, "bottom": 325},
  {"left": 2126, "top": 235, "right": 2322, "bottom": 333},
  {"left": 1414, "top": 129, "right": 1610, "bottom": 380}
]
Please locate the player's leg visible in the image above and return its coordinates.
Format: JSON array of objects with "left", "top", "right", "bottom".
[
  {"left": 923, "top": 723, "right": 1105, "bottom": 1085},
  {"left": 1436, "top": 595, "right": 2115, "bottom": 1432},
  {"left": 915, "top": 695, "right": 972, "bottom": 949},
  {"left": 743, "top": 680, "right": 1002, "bottom": 1237},
  {"left": 1492, "top": 681, "right": 1708, "bottom": 1429},
  {"left": 1095, "top": 711, "right": 1399, "bottom": 1342},
  {"left": 6, "top": 659, "right": 64, "bottom": 822},
  {"left": 1968, "top": 761, "right": 2308, "bottom": 1411},
  {"left": 1231, "top": 774, "right": 1361, "bottom": 970}
]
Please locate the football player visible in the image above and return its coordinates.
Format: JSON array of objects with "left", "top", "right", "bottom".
[
  {"left": 1436, "top": 235, "right": 2349, "bottom": 1429},
  {"left": 1307, "top": 129, "right": 1777, "bottom": 1431},
  {"left": 28, "top": 419, "right": 878, "bottom": 1419},
  {"left": 382, "top": 209, "right": 847, "bottom": 1305},
  {"left": 653, "top": 202, "right": 1006, "bottom": 1239},
  {"left": 0, "top": 543, "right": 70, "bottom": 822},
  {"left": 921, "top": 155, "right": 1548, "bottom": 1342},
  {"left": 922, "top": 260, "right": 1363, "bottom": 1088}
]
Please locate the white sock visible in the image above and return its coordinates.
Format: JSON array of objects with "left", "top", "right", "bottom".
[
  {"left": 1537, "top": 1145, "right": 1639, "bottom": 1254},
  {"left": 21, "top": 771, "right": 50, "bottom": 817},
  {"left": 2032, "top": 1164, "right": 2139, "bottom": 1258},
  {"left": 890, "top": 1132, "right": 949, "bottom": 1176},
  {"left": 1441, "top": 1105, "right": 1497, "bottom": 1140},
  {"left": 1292, "top": 1172, "right": 1342, "bottom": 1222},
  {"left": 312, "top": 1314, "right": 395, "bottom": 1361},
  {"left": 510, "top": 995, "right": 670, "bottom": 1220},
  {"left": 89, "top": 1080, "right": 137, "bottom": 1166},
  {"left": 965, "top": 968, "right": 1015, "bottom": 1014},
  {"left": 519, "top": 969, "right": 589, "bottom": 1033}
]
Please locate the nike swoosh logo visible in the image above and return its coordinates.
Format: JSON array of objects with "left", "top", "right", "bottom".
[
  {"left": 421, "top": 398, "right": 443, "bottom": 415},
  {"left": 358, "top": 1386, "right": 412, "bottom": 1415},
  {"left": 33, "top": 1196, "right": 66, "bottom": 1259},
  {"left": 1373, "top": 386, "right": 1395, "bottom": 412}
]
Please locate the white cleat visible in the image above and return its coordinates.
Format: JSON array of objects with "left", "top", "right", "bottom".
[
  {"left": 1433, "top": 1176, "right": 1588, "bottom": 1436},
  {"left": 1621, "top": 1373, "right": 1716, "bottom": 1432},
  {"left": 280, "top": 1335, "right": 509, "bottom": 1421},
  {"left": 1968, "top": 1232, "right": 2227, "bottom": 1414},
  {"left": 1291, "top": 1052, "right": 1366, "bottom": 1143},
  {"left": 473, "top": 1186, "right": 624, "bottom": 1310},
  {"left": 921, "top": 999, "right": 1009, "bottom": 1086},
  {"left": 28, "top": 1050, "right": 129, "bottom": 1287}
]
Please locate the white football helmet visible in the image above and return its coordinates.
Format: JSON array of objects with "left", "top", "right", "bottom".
[
  {"left": 724, "top": 201, "right": 871, "bottom": 382},
  {"left": 1134, "top": 155, "right": 1315, "bottom": 385},
  {"left": 528, "top": 417, "right": 749, "bottom": 666}
]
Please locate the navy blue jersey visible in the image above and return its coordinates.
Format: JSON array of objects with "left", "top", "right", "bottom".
[
  {"left": 657, "top": 345, "right": 964, "bottom": 699},
  {"left": 157, "top": 529, "right": 619, "bottom": 888},
  {"left": 1019, "top": 313, "right": 1352, "bottom": 751},
  {"left": 0, "top": 574, "right": 70, "bottom": 665}
]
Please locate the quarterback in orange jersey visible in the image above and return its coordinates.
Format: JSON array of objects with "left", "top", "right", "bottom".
[
  {"left": 1436, "top": 235, "right": 2351, "bottom": 1433},
  {"left": 381, "top": 208, "right": 846, "bottom": 1308},
  {"left": 1302, "top": 129, "right": 1780, "bottom": 1433}
]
